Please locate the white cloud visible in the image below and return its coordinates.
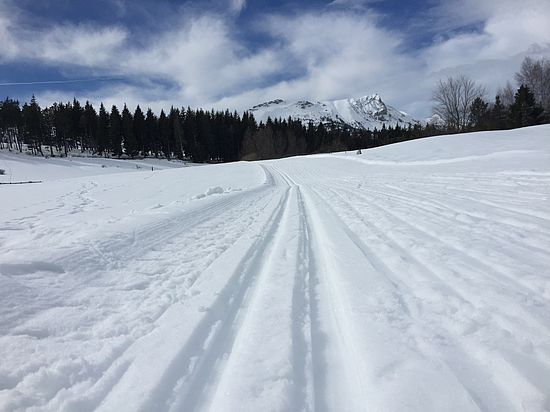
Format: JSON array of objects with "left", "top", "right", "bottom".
[
  {"left": 0, "top": 22, "right": 127, "bottom": 67},
  {"left": 253, "top": 12, "right": 420, "bottom": 101},
  {"left": 229, "top": 0, "right": 246, "bottom": 13},
  {"left": 125, "top": 15, "right": 282, "bottom": 100},
  {"left": 41, "top": 25, "right": 127, "bottom": 66},
  {"left": 420, "top": 0, "right": 550, "bottom": 107},
  {"left": 2, "top": 0, "right": 550, "bottom": 118},
  {"left": 0, "top": 15, "right": 17, "bottom": 61}
]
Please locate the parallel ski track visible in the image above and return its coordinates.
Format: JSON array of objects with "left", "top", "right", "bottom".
[
  {"left": 130, "top": 171, "right": 293, "bottom": 412},
  {"left": 318, "top": 180, "right": 550, "bottom": 334},
  {"left": 317, "top": 172, "right": 550, "bottom": 284},
  {"left": 283, "top": 170, "right": 373, "bottom": 411},
  {"left": 314, "top": 184, "right": 519, "bottom": 411},
  {"left": 2, "top": 170, "right": 277, "bottom": 333},
  {"left": 386, "top": 176, "right": 550, "bottom": 222},
  {"left": 5, "top": 156, "right": 550, "bottom": 412},
  {"left": 176, "top": 166, "right": 321, "bottom": 412},
  {"left": 12, "top": 166, "right": 284, "bottom": 411},
  {"left": 307, "top": 179, "right": 549, "bottom": 409},
  {"left": 362, "top": 180, "right": 550, "bottom": 242},
  {"left": 286, "top": 164, "right": 550, "bottom": 410}
]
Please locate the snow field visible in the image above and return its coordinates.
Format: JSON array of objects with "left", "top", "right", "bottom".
[
  {"left": 1, "top": 125, "right": 550, "bottom": 411},
  {"left": 0, "top": 151, "right": 189, "bottom": 183}
]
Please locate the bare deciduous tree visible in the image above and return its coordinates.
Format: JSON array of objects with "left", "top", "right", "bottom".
[
  {"left": 432, "top": 75, "right": 486, "bottom": 131},
  {"left": 515, "top": 57, "right": 550, "bottom": 110},
  {"left": 497, "top": 81, "right": 515, "bottom": 107}
]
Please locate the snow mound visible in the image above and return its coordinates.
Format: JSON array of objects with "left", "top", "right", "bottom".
[
  {"left": 206, "top": 186, "right": 225, "bottom": 195},
  {"left": 194, "top": 186, "right": 227, "bottom": 199}
]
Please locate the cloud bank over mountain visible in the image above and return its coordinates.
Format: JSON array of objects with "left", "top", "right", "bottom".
[{"left": 0, "top": 0, "right": 549, "bottom": 118}]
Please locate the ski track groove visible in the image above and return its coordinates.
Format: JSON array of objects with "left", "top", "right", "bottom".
[
  {"left": 294, "top": 184, "right": 322, "bottom": 412},
  {"left": 355, "top": 185, "right": 550, "bottom": 278},
  {"left": 1, "top": 181, "right": 276, "bottom": 334},
  {"left": 330, "top": 182, "right": 550, "bottom": 333},
  {"left": 135, "top": 178, "right": 292, "bottom": 412},
  {"left": 333, "top": 182, "right": 550, "bottom": 297},
  {"left": 305, "top": 180, "right": 516, "bottom": 411},
  {"left": 273, "top": 166, "right": 325, "bottom": 412},
  {"left": 288, "top": 172, "right": 374, "bottom": 411},
  {"left": 91, "top": 189, "right": 283, "bottom": 411},
  {"left": 377, "top": 181, "right": 550, "bottom": 240},
  {"left": 315, "top": 179, "right": 550, "bottom": 368},
  {"left": 282, "top": 162, "right": 550, "bottom": 410},
  {"left": 310, "top": 182, "right": 544, "bottom": 409},
  {"left": 3, "top": 129, "right": 550, "bottom": 412},
  {"left": 2, "top": 168, "right": 284, "bottom": 411},
  {"left": 351, "top": 178, "right": 550, "bottom": 244},
  {"left": 175, "top": 165, "right": 325, "bottom": 412},
  {"left": 397, "top": 180, "right": 550, "bottom": 223}
]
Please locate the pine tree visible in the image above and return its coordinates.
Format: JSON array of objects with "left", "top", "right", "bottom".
[
  {"left": 158, "top": 110, "right": 170, "bottom": 159},
  {"left": 72, "top": 98, "right": 84, "bottom": 151},
  {"left": 510, "top": 85, "right": 543, "bottom": 127},
  {"left": 21, "top": 95, "right": 43, "bottom": 155},
  {"left": 489, "top": 95, "right": 507, "bottom": 130},
  {"left": 196, "top": 109, "right": 213, "bottom": 162},
  {"left": 169, "top": 107, "right": 184, "bottom": 159},
  {"left": 110, "top": 105, "right": 123, "bottom": 157},
  {"left": 133, "top": 105, "right": 145, "bottom": 156},
  {"left": 52, "top": 102, "right": 71, "bottom": 156},
  {"left": 82, "top": 101, "right": 97, "bottom": 152},
  {"left": 144, "top": 108, "right": 158, "bottom": 157},
  {"left": 469, "top": 97, "right": 489, "bottom": 130},
  {"left": 97, "top": 103, "right": 110, "bottom": 156},
  {"left": 41, "top": 106, "right": 55, "bottom": 156},
  {"left": 183, "top": 107, "right": 198, "bottom": 160},
  {"left": 0, "top": 98, "right": 22, "bottom": 151},
  {"left": 122, "top": 104, "right": 137, "bottom": 157}
]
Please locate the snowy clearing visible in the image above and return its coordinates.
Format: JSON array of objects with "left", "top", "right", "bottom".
[{"left": 1, "top": 125, "right": 550, "bottom": 411}]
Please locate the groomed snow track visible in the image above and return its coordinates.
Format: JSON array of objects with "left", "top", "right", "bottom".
[{"left": 1, "top": 126, "right": 550, "bottom": 411}]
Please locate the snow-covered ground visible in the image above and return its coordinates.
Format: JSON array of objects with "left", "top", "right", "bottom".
[
  {"left": 1, "top": 125, "right": 550, "bottom": 411},
  {"left": 0, "top": 152, "right": 190, "bottom": 182}
]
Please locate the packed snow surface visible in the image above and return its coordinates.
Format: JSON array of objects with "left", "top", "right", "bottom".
[
  {"left": 1, "top": 125, "right": 550, "bottom": 411},
  {"left": 249, "top": 94, "right": 419, "bottom": 130}
]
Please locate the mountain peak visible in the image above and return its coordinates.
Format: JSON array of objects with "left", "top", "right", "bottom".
[
  {"left": 249, "top": 94, "right": 417, "bottom": 130},
  {"left": 362, "top": 93, "right": 381, "bottom": 101},
  {"left": 250, "top": 99, "right": 285, "bottom": 110}
]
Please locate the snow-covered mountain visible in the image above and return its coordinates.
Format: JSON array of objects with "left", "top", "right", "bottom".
[{"left": 248, "top": 94, "right": 419, "bottom": 130}]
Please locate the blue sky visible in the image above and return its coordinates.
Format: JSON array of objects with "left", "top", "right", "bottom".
[{"left": 0, "top": 0, "right": 549, "bottom": 117}]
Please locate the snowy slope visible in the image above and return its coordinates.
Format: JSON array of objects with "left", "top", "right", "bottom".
[
  {"left": 1, "top": 125, "right": 550, "bottom": 411},
  {"left": 249, "top": 94, "right": 419, "bottom": 129}
]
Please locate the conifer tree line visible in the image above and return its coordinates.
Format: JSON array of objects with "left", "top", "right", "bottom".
[
  {"left": 0, "top": 99, "right": 254, "bottom": 162},
  {"left": 0, "top": 96, "right": 432, "bottom": 161},
  {"left": 1, "top": 57, "right": 549, "bottom": 162}
]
